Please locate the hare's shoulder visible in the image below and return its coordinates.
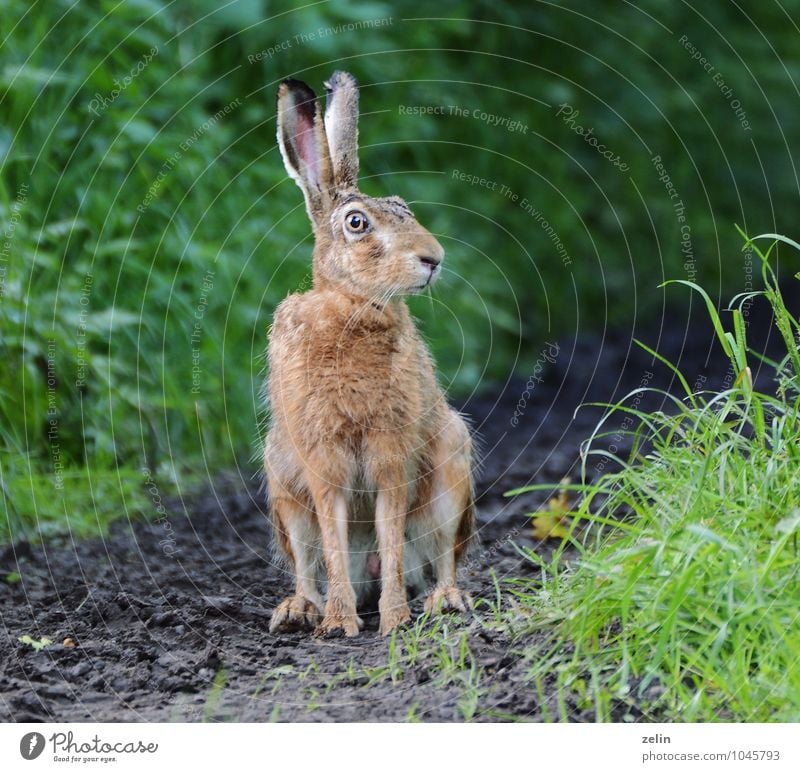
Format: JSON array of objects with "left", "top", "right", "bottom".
[
  {"left": 268, "top": 291, "right": 348, "bottom": 360},
  {"left": 269, "top": 292, "right": 318, "bottom": 339}
]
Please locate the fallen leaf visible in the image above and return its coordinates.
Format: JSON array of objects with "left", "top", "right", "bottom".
[
  {"left": 531, "top": 476, "right": 571, "bottom": 540},
  {"left": 532, "top": 512, "right": 568, "bottom": 540}
]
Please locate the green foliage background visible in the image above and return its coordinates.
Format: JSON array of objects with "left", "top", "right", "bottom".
[{"left": 1, "top": 1, "right": 797, "bottom": 538}]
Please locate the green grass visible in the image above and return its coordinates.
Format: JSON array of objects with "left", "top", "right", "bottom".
[
  {"left": 1, "top": 465, "right": 145, "bottom": 544},
  {"left": 2, "top": 1, "right": 799, "bottom": 544},
  {"left": 506, "top": 231, "right": 800, "bottom": 721}
]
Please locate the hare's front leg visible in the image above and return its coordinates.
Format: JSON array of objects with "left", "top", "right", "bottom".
[
  {"left": 374, "top": 475, "right": 412, "bottom": 636},
  {"left": 310, "top": 484, "right": 362, "bottom": 637},
  {"left": 423, "top": 410, "right": 474, "bottom": 614}
]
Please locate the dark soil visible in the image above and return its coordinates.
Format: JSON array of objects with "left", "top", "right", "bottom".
[{"left": 0, "top": 299, "right": 789, "bottom": 722}]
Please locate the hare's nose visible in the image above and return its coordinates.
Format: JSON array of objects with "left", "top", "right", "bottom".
[{"left": 418, "top": 254, "right": 441, "bottom": 269}]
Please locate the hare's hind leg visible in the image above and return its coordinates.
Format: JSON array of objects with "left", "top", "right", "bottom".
[
  {"left": 266, "top": 456, "right": 323, "bottom": 633},
  {"left": 268, "top": 494, "right": 324, "bottom": 633},
  {"left": 413, "top": 410, "right": 475, "bottom": 614}
]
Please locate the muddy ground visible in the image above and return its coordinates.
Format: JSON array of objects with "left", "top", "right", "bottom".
[{"left": 0, "top": 303, "right": 786, "bottom": 722}]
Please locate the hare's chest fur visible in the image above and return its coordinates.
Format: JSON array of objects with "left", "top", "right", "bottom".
[{"left": 270, "top": 291, "right": 429, "bottom": 442}]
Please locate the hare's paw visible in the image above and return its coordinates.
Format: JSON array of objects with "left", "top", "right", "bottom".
[
  {"left": 424, "top": 585, "right": 467, "bottom": 615},
  {"left": 379, "top": 601, "right": 411, "bottom": 637},
  {"left": 269, "top": 595, "right": 322, "bottom": 634},
  {"left": 314, "top": 613, "right": 363, "bottom": 639}
]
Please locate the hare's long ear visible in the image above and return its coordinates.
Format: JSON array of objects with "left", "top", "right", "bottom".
[
  {"left": 323, "top": 71, "right": 359, "bottom": 189},
  {"left": 276, "top": 79, "right": 334, "bottom": 227}
]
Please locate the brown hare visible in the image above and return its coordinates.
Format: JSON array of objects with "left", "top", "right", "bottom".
[{"left": 265, "top": 71, "right": 474, "bottom": 637}]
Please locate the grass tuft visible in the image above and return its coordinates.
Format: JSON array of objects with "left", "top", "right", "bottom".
[{"left": 508, "top": 232, "right": 800, "bottom": 721}]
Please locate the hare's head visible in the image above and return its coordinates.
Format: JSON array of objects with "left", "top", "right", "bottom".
[{"left": 276, "top": 72, "right": 444, "bottom": 300}]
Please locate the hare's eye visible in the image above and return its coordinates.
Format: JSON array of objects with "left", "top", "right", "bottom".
[{"left": 344, "top": 210, "right": 369, "bottom": 233}]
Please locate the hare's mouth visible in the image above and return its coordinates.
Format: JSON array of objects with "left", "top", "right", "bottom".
[{"left": 411, "top": 273, "right": 439, "bottom": 292}]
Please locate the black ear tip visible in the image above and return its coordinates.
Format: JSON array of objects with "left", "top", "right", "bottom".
[
  {"left": 276, "top": 78, "right": 317, "bottom": 115},
  {"left": 283, "top": 77, "right": 310, "bottom": 90},
  {"left": 277, "top": 78, "right": 318, "bottom": 109}
]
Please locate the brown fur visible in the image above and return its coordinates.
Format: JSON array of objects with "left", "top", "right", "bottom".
[{"left": 266, "top": 72, "right": 475, "bottom": 638}]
